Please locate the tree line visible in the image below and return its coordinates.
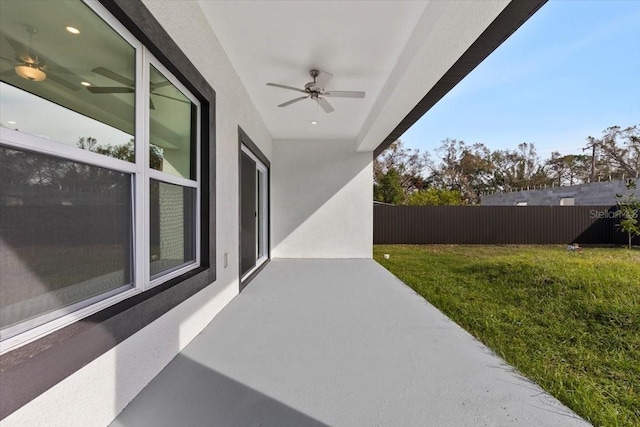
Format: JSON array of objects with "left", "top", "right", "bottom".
[
  {"left": 374, "top": 124, "right": 639, "bottom": 205},
  {"left": 0, "top": 136, "right": 163, "bottom": 203}
]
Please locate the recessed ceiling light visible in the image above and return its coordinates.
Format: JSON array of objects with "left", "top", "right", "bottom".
[
  {"left": 81, "top": 81, "right": 91, "bottom": 86},
  {"left": 66, "top": 26, "right": 80, "bottom": 35},
  {"left": 310, "top": 121, "right": 318, "bottom": 125},
  {"left": 8, "top": 120, "right": 17, "bottom": 125}
]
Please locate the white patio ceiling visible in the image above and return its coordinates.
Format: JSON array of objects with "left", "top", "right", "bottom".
[{"left": 196, "top": 1, "right": 519, "bottom": 152}]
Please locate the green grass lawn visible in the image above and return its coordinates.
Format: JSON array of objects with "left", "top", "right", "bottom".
[{"left": 374, "top": 245, "right": 640, "bottom": 427}]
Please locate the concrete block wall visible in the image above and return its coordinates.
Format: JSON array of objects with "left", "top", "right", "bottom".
[{"left": 481, "top": 179, "right": 640, "bottom": 206}]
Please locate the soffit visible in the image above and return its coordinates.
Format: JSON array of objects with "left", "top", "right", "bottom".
[
  {"left": 196, "top": 1, "right": 547, "bottom": 153},
  {"left": 197, "top": 0, "right": 429, "bottom": 141}
]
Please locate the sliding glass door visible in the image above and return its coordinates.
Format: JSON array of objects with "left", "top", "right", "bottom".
[{"left": 240, "top": 145, "right": 269, "bottom": 280}]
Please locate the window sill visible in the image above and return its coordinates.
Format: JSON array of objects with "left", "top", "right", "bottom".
[{"left": 0, "top": 265, "right": 213, "bottom": 420}]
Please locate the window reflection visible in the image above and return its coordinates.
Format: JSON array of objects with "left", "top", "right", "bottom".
[
  {"left": 0, "top": 145, "right": 133, "bottom": 334},
  {"left": 149, "top": 66, "right": 195, "bottom": 179},
  {"left": 1, "top": 82, "right": 133, "bottom": 156},
  {"left": 0, "top": 0, "right": 202, "bottom": 346},
  {"left": 0, "top": 0, "right": 135, "bottom": 160}
]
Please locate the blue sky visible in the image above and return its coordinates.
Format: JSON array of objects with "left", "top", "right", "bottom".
[{"left": 400, "top": 0, "right": 640, "bottom": 161}]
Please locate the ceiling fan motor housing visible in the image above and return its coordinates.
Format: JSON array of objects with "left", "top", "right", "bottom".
[{"left": 304, "top": 81, "right": 319, "bottom": 93}]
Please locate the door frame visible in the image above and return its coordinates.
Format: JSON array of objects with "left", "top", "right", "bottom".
[{"left": 238, "top": 127, "right": 270, "bottom": 290}]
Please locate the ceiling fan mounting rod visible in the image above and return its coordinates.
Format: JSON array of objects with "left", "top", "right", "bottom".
[
  {"left": 307, "top": 69, "right": 321, "bottom": 92},
  {"left": 24, "top": 25, "right": 39, "bottom": 60}
]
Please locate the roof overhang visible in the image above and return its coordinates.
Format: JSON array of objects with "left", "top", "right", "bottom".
[{"left": 197, "top": 0, "right": 547, "bottom": 154}]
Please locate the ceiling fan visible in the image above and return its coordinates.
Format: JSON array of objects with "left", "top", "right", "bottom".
[
  {"left": 0, "top": 25, "right": 78, "bottom": 91},
  {"left": 86, "top": 67, "right": 190, "bottom": 110},
  {"left": 266, "top": 69, "right": 365, "bottom": 113}
]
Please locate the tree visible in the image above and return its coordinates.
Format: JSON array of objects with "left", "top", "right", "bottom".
[
  {"left": 587, "top": 125, "right": 639, "bottom": 180},
  {"left": 406, "top": 187, "right": 463, "bottom": 206},
  {"left": 490, "top": 142, "right": 550, "bottom": 191},
  {"left": 78, "top": 137, "right": 164, "bottom": 170},
  {"left": 373, "top": 124, "right": 639, "bottom": 205},
  {"left": 374, "top": 167, "right": 404, "bottom": 204},
  {"left": 512, "top": 142, "right": 540, "bottom": 184},
  {"left": 616, "top": 179, "right": 640, "bottom": 249},
  {"left": 374, "top": 140, "right": 429, "bottom": 202},
  {"left": 0, "top": 146, "right": 32, "bottom": 191},
  {"left": 429, "top": 139, "right": 494, "bottom": 204},
  {"left": 546, "top": 152, "right": 591, "bottom": 186},
  {"left": 77, "top": 136, "right": 99, "bottom": 151}
]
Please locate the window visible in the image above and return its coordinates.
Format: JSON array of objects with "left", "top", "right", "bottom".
[{"left": 0, "top": 0, "right": 201, "bottom": 350}]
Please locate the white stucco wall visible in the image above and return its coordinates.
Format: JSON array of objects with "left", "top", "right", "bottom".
[
  {"left": 272, "top": 139, "right": 373, "bottom": 258},
  {"left": 0, "top": 0, "right": 524, "bottom": 425},
  {"left": 2, "top": 1, "right": 273, "bottom": 426}
]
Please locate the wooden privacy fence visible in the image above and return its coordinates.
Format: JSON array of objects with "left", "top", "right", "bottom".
[{"left": 373, "top": 205, "right": 639, "bottom": 245}]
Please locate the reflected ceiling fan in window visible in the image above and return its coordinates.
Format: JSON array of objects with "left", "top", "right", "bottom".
[
  {"left": 0, "top": 25, "right": 79, "bottom": 91},
  {"left": 87, "top": 67, "right": 190, "bottom": 110},
  {"left": 266, "top": 69, "right": 365, "bottom": 113}
]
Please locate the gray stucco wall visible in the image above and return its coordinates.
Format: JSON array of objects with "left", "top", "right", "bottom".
[{"left": 481, "top": 178, "right": 640, "bottom": 206}]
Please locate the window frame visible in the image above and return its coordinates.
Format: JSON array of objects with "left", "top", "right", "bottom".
[
  {"left": 144, "top": 54, "right": 202, "bottom": 290},
  {"left": 0, "top": 0, "right": 201, "bottom": 352},
  {"left": 0, "top": 0, "right": 215, "bottom": 418}
]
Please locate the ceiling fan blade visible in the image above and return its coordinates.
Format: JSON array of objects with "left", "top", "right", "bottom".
[
  {"left": 314, "top": 71, "right": 333, "bottom": 91},
  {"left": 267, "top": 83, "right": 306, "bottom": 93},
  {"left": 324, "top": 91, "right": 365, "bottom": 99},
  {"left": 86, "top": 86, "right": 134, "bottom": 94},
  {"left": 278, "top": 96, "right": 308, "bottom": 108},
  {"left": 92, "top": 67, "right": 134, "bottom": 86},
  {"left": 151, "top": 80, "right": 172, "bottom": 89},
  {"left": 47, "top": 65, "right": 89, "bottom": 75},
  {"left": 6, "top": 37, "right": 27, "bottom": 59},
  {"left": 316, "top": 97, "right": 334, "bottom": 113},
  {"left": 150, "top": 98, "right": 155, "bottom": 110},
  {"left": 152, "top": 92, "right": 190, "bottom": 104},
  {"left": 47, "top": 73, "right": 80, "bottom": 91}
]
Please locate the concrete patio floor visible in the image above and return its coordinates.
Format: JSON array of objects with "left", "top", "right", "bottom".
[{"left": 111, "top": 259, "right": 590, "bottom": 427}]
